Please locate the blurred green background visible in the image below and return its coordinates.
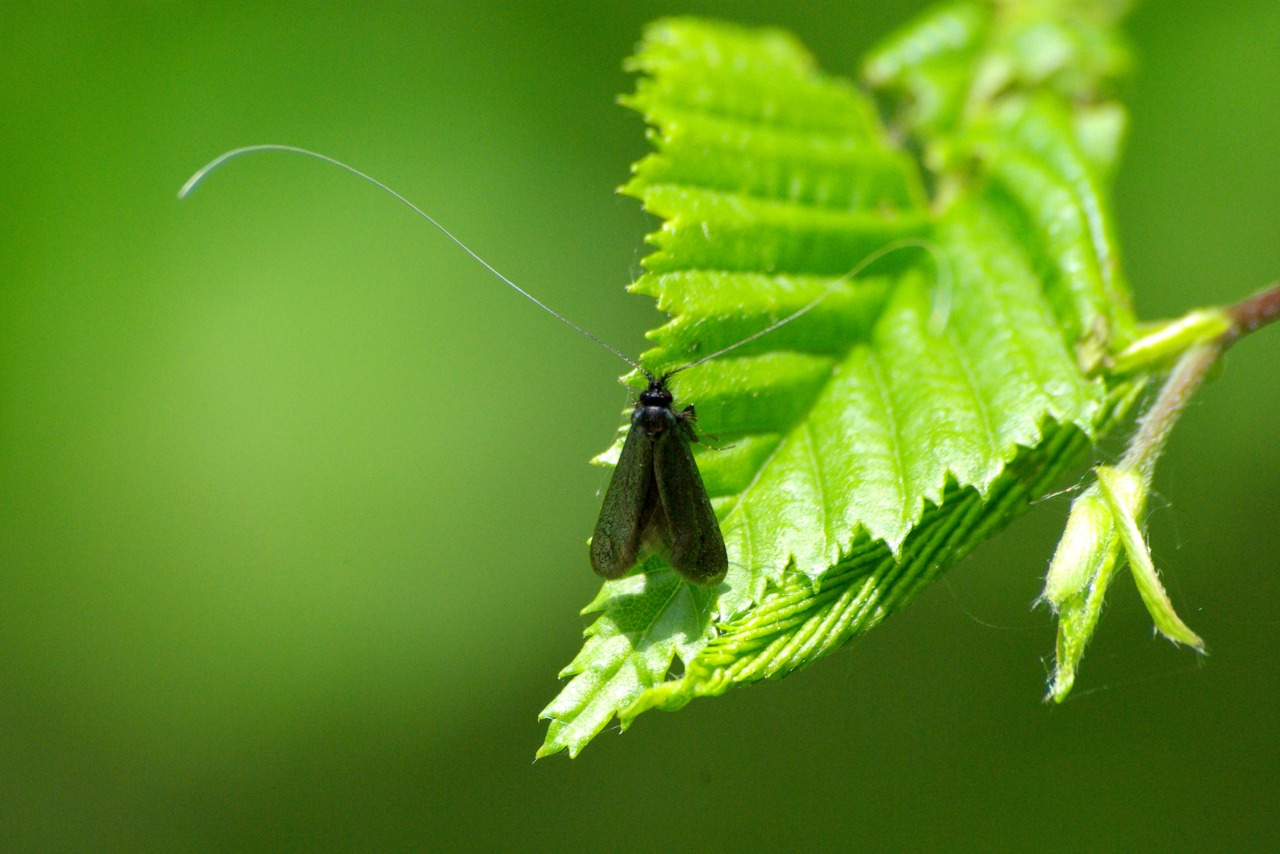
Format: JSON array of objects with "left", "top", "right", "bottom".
[{"left": 2, "top": 1, "right": 1277, "bottom": 849}]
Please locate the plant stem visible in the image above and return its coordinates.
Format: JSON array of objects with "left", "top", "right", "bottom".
[
  {"left": 1120, "top": 342, "right": 1220, "bottom": 483},
  {"left": 1223, "top": 281, "right": 1280, "bottom": 343},
  {"left": 1118, "top": 280, "right": 1280, "bottom": 480}
]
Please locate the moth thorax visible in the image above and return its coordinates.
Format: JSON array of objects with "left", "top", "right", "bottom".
[{"left": 633, "top": 400, "right": 677, "bottom": 437}]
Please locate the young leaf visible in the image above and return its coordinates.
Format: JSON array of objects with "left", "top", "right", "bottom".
[{"left": 541, "top": 5, "right": 1147, "bottom": 758}]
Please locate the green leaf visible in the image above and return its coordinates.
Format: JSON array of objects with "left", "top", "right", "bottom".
[
  {"left": 538, "top": 559, "right": 717, "bottom": 758},
  {"left": 628, "top": 386, "right": 1138, "bottom": 717},
  {"left": 1095, "top": 466, "right": 1204, "bottom": 651},
  {"left": 540, "top": 7, "right": 1147, "bottom": 758}
]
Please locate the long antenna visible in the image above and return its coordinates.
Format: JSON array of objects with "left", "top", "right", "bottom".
[
  {"left": 178, "top": 144, "right": 647, "bottom": 376},
  {"left": 664, "top": 237, "right": 950, "bottom": 378}
]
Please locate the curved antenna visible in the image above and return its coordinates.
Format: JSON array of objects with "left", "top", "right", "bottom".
[
  {"left": 665, "top": 237, "right": 950, "bottom": 379},
  {"left": 178, "top": 144, "right": 648, "bottom": 377}
]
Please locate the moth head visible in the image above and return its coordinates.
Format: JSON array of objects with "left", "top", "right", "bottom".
[{"left": 638, "top": 381, "right": 674, "bottom": 409}]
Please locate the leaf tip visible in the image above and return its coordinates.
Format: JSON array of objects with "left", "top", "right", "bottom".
[{"left": 1046, "top": 670, "right": 1075, "bottom": 704}]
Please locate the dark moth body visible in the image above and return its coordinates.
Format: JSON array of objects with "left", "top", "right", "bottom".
[{"left": 589, "top": 376, "right": 729, "bottom": 586}]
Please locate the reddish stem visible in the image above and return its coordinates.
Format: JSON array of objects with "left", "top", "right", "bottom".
[{"left": 1224, "top": 281, "right": 1280, "bottom": 343}]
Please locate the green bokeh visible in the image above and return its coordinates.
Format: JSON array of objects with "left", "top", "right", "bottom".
[{"left": 2, "top": 1, "right": 1277, "bottom": 849}]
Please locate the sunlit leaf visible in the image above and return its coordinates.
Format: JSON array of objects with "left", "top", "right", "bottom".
[{"left": 541, "top": 4, "right": 1145, "bottom": 758}]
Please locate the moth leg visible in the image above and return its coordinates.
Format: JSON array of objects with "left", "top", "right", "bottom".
[{"left": 678, "top": 406, "right": 734, "bottom": 451}]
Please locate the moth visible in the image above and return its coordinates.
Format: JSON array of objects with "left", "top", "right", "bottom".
[
  {"left": 590, "top": 372, "right": 726, "bottom": 586},
  {"left": 180, "top": 145, "right": 859, "bottom": 588}
]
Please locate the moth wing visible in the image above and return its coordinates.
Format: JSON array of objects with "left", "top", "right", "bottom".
[
  {"left": 653, "top": 422, "right": 728, "bottom": 586},
  {"left": 589, "top": 424, "right": 655, "bottom": 579}
]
